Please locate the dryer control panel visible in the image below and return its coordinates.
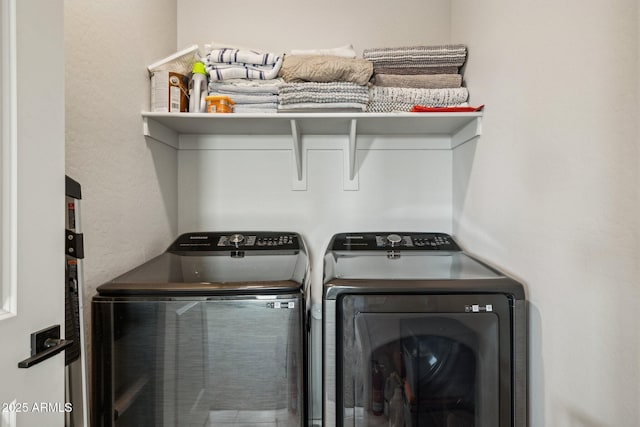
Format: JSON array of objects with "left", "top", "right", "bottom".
[
  {"left": 331, "top": 232, "right": 460, "bottom": 251},
  {"left": 169, "top": 232, "right": 300, "bottom": 252}
]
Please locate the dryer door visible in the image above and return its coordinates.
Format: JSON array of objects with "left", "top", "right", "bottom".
[{"left": 338, "top": 293, "right": 512, "bottom": 427}]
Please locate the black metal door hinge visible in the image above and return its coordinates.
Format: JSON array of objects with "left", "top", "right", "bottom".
[{"left": 66, "top": 229, "right": 84, "bottom": 259}]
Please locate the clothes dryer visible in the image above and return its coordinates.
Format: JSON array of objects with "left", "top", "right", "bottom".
[
  {"left": 92, "top": 231, "right": 309, "bottom": 427},
  {"left": 323, "top": 232, "right": 526, "bottom": 427}
]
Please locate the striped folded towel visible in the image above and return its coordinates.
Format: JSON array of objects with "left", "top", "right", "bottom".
[
  {"left": 278, "top": 82, "right": 370, "bottom": 106},
  {"left": 207, "top": 48, "right": 280, "bottom": 66},
  {"left": 205, "top": 48, "right": 284, "bottom": 81},
  {"left": 363, "top": 44, "right": 467, "bottom": 69}
]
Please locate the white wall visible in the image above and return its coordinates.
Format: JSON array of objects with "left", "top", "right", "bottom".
[
  {"left": 176, "top": 1, "right": 456, "bottom": 420},
  {"left": 177, "top": 0, "right": 451, "bottom": 54},
  {"left": 65, "top": 0, "right": 179, "bottom": 297},
  {"left": 452, "top": 1, "right": 639, "bottom": 425},
  {"left": 175, "top": 0, "right": 459, "bottom": 292},
  {"left": 63, "top": 0, "right": 640, "bottom": 425}
]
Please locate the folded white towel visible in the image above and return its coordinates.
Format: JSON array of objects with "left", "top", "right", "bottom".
[
  {"left": 289, "top": 44, "right": 356, "bottom": 58},
  {"left": 208, "top": 78, "right": 283, "bottom": 94},
  {"left": 207, "top": 47, "right": 281, "bottom": 65},
  {"left": 233, "top": 103, "right": 278, "bottom": 113},
  {"left": 278, "top": 102, "right": 366, "bottom": 111},
  {"left": 206, "top": 56, "right": 284, "bottom": 81},
  {"left": 208, "top": 92, "right": 278, "bottom": 104}
]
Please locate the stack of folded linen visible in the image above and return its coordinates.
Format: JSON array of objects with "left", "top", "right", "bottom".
[
  {"left": 207, "top": 78, "right": 282, "bottom": 113},
  {"left": 204, "top": 47, "right": 283, "bottom": 81},
  {"left": 279, "top": 55, "right": 373, "bottom": 86},
  {"left": 278, "top": 82, "right": 370, "bottom": 112},
  {"left": 363, "top": 44, "right": 469, "bottom": 112},
  {"left": 367, "top": 86, "right": 469, "bottom": 112},
  {"left": 277, "top": 45, "right": 373, "bottom": 111}
]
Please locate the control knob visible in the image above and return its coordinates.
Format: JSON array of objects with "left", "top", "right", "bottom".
[
  {"left": 386, "top": 234, "right": 402, "bottom": 247},
  {"left": 229, "top": 233, "right": 245, "bottom": 247}
]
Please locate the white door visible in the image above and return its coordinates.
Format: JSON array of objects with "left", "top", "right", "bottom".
[{"left": 1, "top": 0, "right": 66, "bottom": 426}]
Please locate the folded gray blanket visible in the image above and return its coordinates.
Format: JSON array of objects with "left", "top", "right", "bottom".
[
  {"left": 375, "top": 66, "right": 460, "bottom": 75},
  {"left": 363, "top": 44, "right": 467, "bottom": 69},
  {"left": 278, "top": 82, "right": 370, "bottom": 105},
  {"left": 374, "top": 74, "right": 462, "bottom": 89},
  {"left": 279, "top": 55, "right": 373, "bottom": 85}
]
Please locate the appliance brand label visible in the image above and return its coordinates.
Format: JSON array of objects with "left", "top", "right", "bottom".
[
  {"left": 465, "top": 304, "right": 493, "bottom": 313},
  {"left": 266, "top": 301, "right": 295, "bottom": 309}
]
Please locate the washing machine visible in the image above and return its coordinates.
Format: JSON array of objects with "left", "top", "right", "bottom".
[
  {"left": 92, "top": 231, "right": 309, "bottom": 427},
  {"left": 322, "top": 232, "right": 527, "bottom": 427}
]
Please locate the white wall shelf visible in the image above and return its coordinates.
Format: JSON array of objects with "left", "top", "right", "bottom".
[{"left": 142, "top": 111, "right": 482, "bottom": 190}]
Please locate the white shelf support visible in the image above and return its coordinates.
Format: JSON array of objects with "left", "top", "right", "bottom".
[
  {"left": 289, "top": 119, "right": 307, "bottom": 191},
  {"left": 142, "top": 116, "right": 179, "bottom": 149},
  {"left": 349, "top": 119, "right": 358, "bottom": 180},
  {"left": 451, "top": 116, "right": 482, "bottom": 149},
  {"left": 343, "top": 119, "right": 359, "bottom": 190}
]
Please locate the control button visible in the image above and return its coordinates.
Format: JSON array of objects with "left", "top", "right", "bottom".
[
  {"left": 387, "top": 234, "right": 402, "bottom": 247},
  {"left": 230, "top": 250, "right": 245, "bottom": 258},
  {"left": 229, "top": 233, "right": 245, "bottom": 246}
]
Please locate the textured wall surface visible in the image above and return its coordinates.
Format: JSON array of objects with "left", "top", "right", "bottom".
[
  {"left": 452, "top": 1, "right": 640, "bottom": 425},
  {"left": 65, "top": 0, "right": 178, "bottom": 296}
]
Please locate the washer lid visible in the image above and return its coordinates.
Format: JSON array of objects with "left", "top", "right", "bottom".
[
  {"left": 323, "top": 233, "right": 524, "bottom": 299},
  {"left": 96, "top": 232, "right": 308, "bottom": 296},
  {"left": 325, "top": 251, "right": 503, "bottom": 281}
]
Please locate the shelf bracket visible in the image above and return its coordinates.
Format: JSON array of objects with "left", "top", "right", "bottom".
[
  {"left": 343, "top": 119, "right": 359, "bottom": 191},
  {"left": 142, "top": 116, "right": 179, "bottom": 149},
  {"left": 289, "top": 119, "right": 307, "bottom": 191},
  {"left": 451, "top": 117, "right": 482, "bottom": 149}
]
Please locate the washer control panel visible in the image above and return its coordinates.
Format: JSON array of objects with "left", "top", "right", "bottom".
[
  {"left": 332, "top": 232, "right": 460, "bottom": 251},
  {"left": 217, "top": 233, "right": 296, "bottom": 248},
  {"left": 169, "top": 232, "right": 300, "bottom": 252}
]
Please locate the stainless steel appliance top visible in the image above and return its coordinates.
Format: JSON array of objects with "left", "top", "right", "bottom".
[
  {"left": 96, "top": 231, "right": 308, "bottom": 296},
  {"left": 323, "top": 232, "right": 525, "bottom": 299}
]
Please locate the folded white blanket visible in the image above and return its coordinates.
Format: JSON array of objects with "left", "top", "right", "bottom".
[{"left": 289, "top": 44, "right": 356, "bottom": 58}]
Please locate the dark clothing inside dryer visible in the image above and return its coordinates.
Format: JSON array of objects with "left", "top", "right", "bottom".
[{"left": 402, "top": 334, "right": 476, "bottom": 427}]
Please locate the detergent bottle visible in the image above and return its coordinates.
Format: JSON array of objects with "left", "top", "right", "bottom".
[{"left": 189, "top": 62, "right": 207, "bottom": 113}]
